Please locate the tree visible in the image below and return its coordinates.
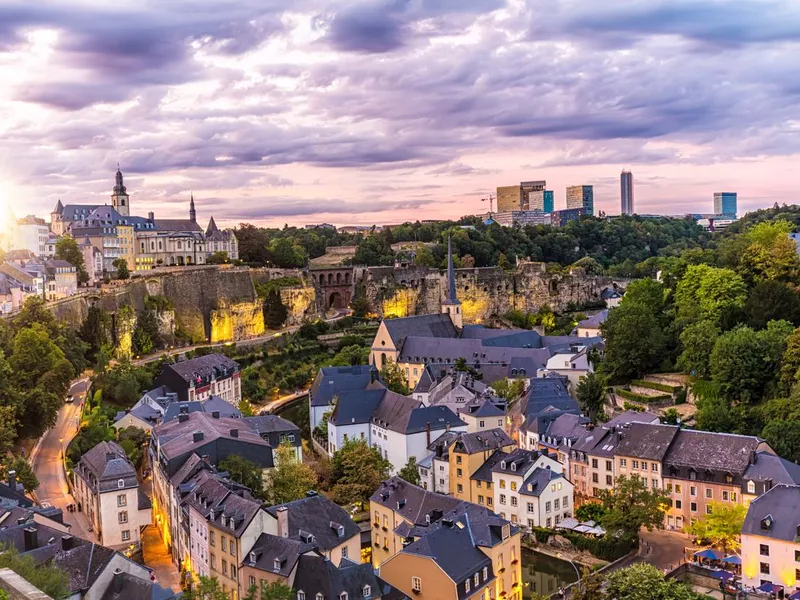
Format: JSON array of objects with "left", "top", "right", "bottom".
[
  {"left": 745, "top": 281, "right": 800, "bottom": 329},
  {"left": 118, "top": 427, "right": 148, "bottom": 469},
  {"left": 350, "top": 295, "right": 371, "bottom": 318},
  {"left": 398, "top": 457, "right": 421, "bottom": 485},
  {"left": 55, "top": 236, "right": 89, "bottom": 285},
  {"left": 605, "top": 563, "right": 702, "bottom": 600},
  {"left": 497, "top": 252, "right": 512, "bottom": 270},
  {"left": 331, "top": 439, "right": 392, "bottom": 506},
  {"left": 133, "top": 307, "right": 161, "bottom": 355},
  {"left": 244, "top": 580, "right": 293, "bottom": 600},
  {"left": 112, "top": 257, "right": 130, "bottom": 280},
  {"left": 675, "top": 264, "right": 747, "bottom": 328},
  {"left": 264, "top": 289, "right": 288, "bottom": 329},
  {"left": 574, "top": 502, "right": 606, "bottom": 523},
  {"left": 598, "top": 475, "right": 669, "bottom": 537},
  {"left": 207, "top": 251, "right": 230, "bottom": 264},
  {"left": 571, "top": 256, "right": 604, "bottom": 275},
  {"left": 762, "top": 420, "right": 800, "bottom": 464},
  {"left": 413, "top": 246, "right": 437, "bottom": 267},
  {"left": 492, "top": 378, "right": 526, "bottom": 400},
  {"left": 710, "top": 322, "right": 792, "bottom": 404},
  {"left": 218, "top": 455, "right": 266, "bottom": 500},
  {"left": 379, "top": 357, "right": 410, "bottom": 395},
  {"left": 0, "top": 544, "right": 69, "bottom": 599},
  {"left": 600, "top": 302, "right": 667, "bottom": 382},
  {"left": 686, "top": 501, "right": 746, "bottom": 553},
  {"left": 779, "top": 327, "right": 800, "bottom": 394},
  {"left": 328, "top": 344, "right": 369, "bottom": 367},
  {"left": 576, "top": 373, "right": 606, "bottom": 421},
  {"left": 264, "top": 443, "right": 317, "bottom": 505},
  {"left": 0, "top": 406, "right": 19, "bottom": 457},
  {"left": 571, "top": 566, "right": 606, "bottom": 600},
  {"left": 184, "top": 576, "right": 230, "bottom": 600},
  {"left": 676, "top": 320, "right": 718, "bottom": 378},
  {"left": 662, "top": 407, "right": 681, "bottom": 425},
  {"left": 0, "top": 458, "right": 39, "bottom": 493},
  {"left": 10, "top": 324, "right": 69, "bottom": 389}
]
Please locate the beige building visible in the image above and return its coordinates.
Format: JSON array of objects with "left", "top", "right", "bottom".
[
  {"left": 450, "top": 429, "right": 517, "bottom": 507},
  {"left": 373, "top": 477, "right": 523, "bottom": 600},
  {"left": 496, "top": 181, "right": 546, "bottom": 212}
]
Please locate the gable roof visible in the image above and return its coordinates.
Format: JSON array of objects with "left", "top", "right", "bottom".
[
  {"left": 742, "top": 484, "right": 800, "bottom": 542},
  {"left": 293, "top": 554, "right": 384, "bottom": 600},
  {"left": 576, "top": 310, "right": 608, "bottom": 329},
  {"left": 663, "top": 429, "right": 763, "bottom": 475},
  {"left": 519, "top": 467, "right": 565, "bottom": 497},
  {"left": 614, "top": 423, "right": 679, "bottom": 461},
  {"left": 330, "top": 389, "right": 386, "bottom": 426},
  {"left": 383, "top": 314, "right": 458, "bottom": 346},
  {"left": 155, "top": 219, "right": 203, "bottom": 232},
  {"left": 243, "top": 533, "right": 318, "bottom": 577},
  {"left": 371, "top": 477, "right": 462, "bottom": 527},
  {"left": 744, "top": 450, "right": 800, "bottom": 487},
  {"left": 76, "top": 441, "right": 138, "bottom": 492},
  {"left": 452, "top": 428, "right": 514, "bottom": 455},
  {"left": 265, "top": 493, "right": 360, "bottom": 552},
  {"left": 310, "top": 365, "right": 375, "bottom": 408},
  {"left": 164, "top": 353, "right": 238, "bottom": 384},
  {"left": 183, "top": 477, "right": 263, "bottom": 538}
]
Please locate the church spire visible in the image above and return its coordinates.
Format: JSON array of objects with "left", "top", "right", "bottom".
[
  {"left": 442, "top": 234, "right": 462, "bottom": 329},
  {"left": 189, "top": 193, "right": 197, "bottom": 223},
  {"left": 111, "top": 166, "right": 129, "bottom": 216}
]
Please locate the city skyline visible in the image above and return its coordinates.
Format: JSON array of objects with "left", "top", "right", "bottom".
[{"left": 1, "top": 1, "right": 798, "bottom": 227}]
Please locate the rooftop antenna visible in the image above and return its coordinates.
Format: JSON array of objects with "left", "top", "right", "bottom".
[{"left": 481, "top": 193, "right": 495, "bottom": 216}]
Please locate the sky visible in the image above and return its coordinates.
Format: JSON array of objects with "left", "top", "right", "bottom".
[{"left": 0, "top": 0, "right": 799, "bottom": 229}]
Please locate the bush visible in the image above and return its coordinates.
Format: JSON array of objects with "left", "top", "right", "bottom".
[
  {"left": 560, "top": 531, "right": 637, "bottom": 562},
  {"left": 622, "top": 402, "right": 645, "bottom": 412},
  {"left": 616, "top": 388, "right": 672, "bottom": 403},
  {"left": 529, "top": 526, "right": 551, "bottom": 544},
  {"left": 630, "top": 379, "right": 681, "bottom": 394}
]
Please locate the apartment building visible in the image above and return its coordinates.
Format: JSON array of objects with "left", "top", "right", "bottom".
[
  {"left": 72, "top": 441, "right": 149, "bottom": 550},
  {"left": 449, "top": 429, "right": 517, "bottom": 505},
  {"left": 490, "top": 448, "right": 570, "bottom": 528},
  {"left": 741, "top": 484, "right": 800, "bottom": 593},
  {"left": 614, "top": 423, "right": 679, "bottom": 493},
  {"left": 154, "top": 353, "right": 241, "bottom": 405},
  {"left": 372, "top": 477, "right": 523, "bottom": 600}
]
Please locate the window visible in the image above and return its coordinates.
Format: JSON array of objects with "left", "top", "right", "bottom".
[
  {"left": 747, "top": 480, "right": 756, "bottom": 494},
  {"left": 641, "top": 462, "right": 648, "bottom": 470},
  {"left": 675, "top": 500, "right": 682, "bottom": 509},
  {"left": 249, "top": 576, "right": 256, "bottom": 588},
  {"left": 412, "top": 577, "right": 422, "bottom": 592},
  {"left": 118, "top": 479, "right": 125, "bottom": 488},
  {"left": 546, "top": 517, "right": 552, "bottom": 527},
  {"left": 211, "top": 555, "right": 216, "bottom": 569},
  {"left": 317, "top": 594, "right": 324, "bottom": 600},
  {"left": 340, "top": 594, "right": 348, "bottom": 600},
  {"left": 760, "top": 544, "right": 770, "bottom": 557},
  {"left": 465, "top": 578, "right": 471, "bottom": 593},
  {"left": 483, "top": 567, "right": 488, "bottom": 581},
  {"left": 479, "top": 420, "right": 485, "bottom": 428},
  {"left": 231, "top": 565, "right": 237, "bottom": 579},
  {"left": 620, "top": 459, "right": 627, "bottom": 468},
  {"left": 118, "top": 511, "right": 128, "bottom": 524},
  {"left": 545, "top": 501, "right": 552, "bottom": 513},
  {"left": 511, "top": 497, "right": 517, "bottom": 507},
  {"left": 706, "top": 505, "right": 713, "bottom": 515},
  {"left": 705, "top": 489, "right": 712, "bottom": 499},
  {"left": 592, "top": 473, "right": 599, "bottom": 483},
  {"left": 563, "top": 496, "right": 569, "bottom": 507},
  {"left": 554, "top": 499, "right": 560, "bottom": 510},
  {"left": 478, "top": 495, "right": 484, "bottom": 505},
  {"left": 796, "top": 550, "right": 800, "bottom": 562},
  {"left": 690, "top": 486, "right": 697, "bottom": 496},
  {"left": 722, "top": 491, "right": 729, "bottom": 501},
  {"left": 652, "top": 479, "right": 658, "bottom": 489},
  {"left": 632, "top": 460, "right": 639, "bottom": 469},
  {"left": 222, "top": 560, "right": 227, "bottom": 575},
  {"left": 592, "top": 459, "right": 598, "bottom": 469},
  {"left": 457, "top": 468, "right": 463, "bottom": 477},
  {"left": 652, "top": 463, "right": 658, "bottom": 472},
  {"left": 511, "top": 482, "right": 517, "bottom": 491},
  {"left": 457, "top": 456, "right": 462, "bottom": 465},
  {"left": 121, "top": 530, "right": 130, "bottom": 541},
  {"left": 676, "top": 484, "right": 682, "bottom": 493},
  {"left": 760, "top": 562, "right": 770, "bottom": 575},
  {"left": 117, "top": 494, "right": 127, "bottom": 507},
  {"left": 342, "top": 546, "right": 348, "bottom": 559},
  {"left": 476, "top": 481, "right": 482, "bottom": 488},
  {"left": 221, "top": 536, "right": 227, "bottom": 552},
  {"left": 606, "top": 460, "right": 612, "bottom": 471},
  {"left": 500, "top": 494, "right": 506, "bottom": 505},
  {"left": 500, "top": 479, "right": 506, "bottom": 489},
  {"left": 690, "top": 502, "right": 697, "bottom": 512},
  {"left": 474, "top": 573, "right": 480, "bottom": 586},
  {"left": 457, "top": 484, "right": 463, "bottom": 493},
  {"left": 527, "top": 502, "right": 535, "bottom": 513},
  {"left": 363, "top": 586, "right": 371, "bottom": 598},
  {"left": 606, "top": 475, "right": 613, "bottom": 485}
]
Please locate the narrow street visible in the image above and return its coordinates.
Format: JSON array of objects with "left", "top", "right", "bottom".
[{"left": 29, "top": 378, "right": 97, "bottom": 543}]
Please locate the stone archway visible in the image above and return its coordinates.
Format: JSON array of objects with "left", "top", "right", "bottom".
[{"left": 329, "top": 292, "right": 345, "bottom": 309}]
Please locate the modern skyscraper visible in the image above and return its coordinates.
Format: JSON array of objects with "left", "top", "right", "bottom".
[
  {"left": 496, "top": 180, "right": 546, "bottom": 212},
  {"left": 543, "top": 190, "right": 554, "bottom": 213},
  {"left": 713, "top": 192, "right": 737, "bottom": 217},
  {"left": 620, "top": 170, "right": 634, "bottom": 215},
  {"left": 566, "top": 185, "right": 594, "bottom": 216}
]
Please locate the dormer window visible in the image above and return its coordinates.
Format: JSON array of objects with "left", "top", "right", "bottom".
[
  {"left": 273, "top": 558, "right": 281, "bottom": 572},
  {"left": 761, "top": 515, "right": 774, "bottom": 531},
  {"left": 249, "top": 552, "right": 256, "bottom": 564},
  {"left": 337, "top": 525, "right": 345, "bottom": 538},
  {"left": 500, "top": 461, "right": 506, "bottom": 470},
  {"left": 363, "top": 585, "right": 371, "bottom": 598},
  {"left": 117, "top": 479, "right": 124, "bottom": 488},
  {"left": 340, "top": 594, "right": 348, "bottom": 600},
  {"left": 747, "top": 480, "right": 756, "bottom": 494},
  {"left": 511, "top": 462, "right": 517, "bottom": 472}
]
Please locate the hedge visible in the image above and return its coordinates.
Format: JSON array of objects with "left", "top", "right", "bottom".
[
  {"left": 630, "top": 379, "right": 681, "bottom": 394},
  {"left": 616, "top": 388, "right": 672, "bottom": 403},
  {"left": 529, "top": 526, "right": 551, "bottom": 544},
  {"left": 559, "top": 531, "right": 637, "bottom": 562}
]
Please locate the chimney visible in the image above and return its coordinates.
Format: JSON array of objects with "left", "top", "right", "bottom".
[
  {"left": 178, "top": 413, "right": 189, "bottom": 423},
  {"left": 148, "top": 211, "right": 154, "bottom": 222},
  {"left": 277, "top": 507, "right": 289, "bottom": 538},
  {"left": 211, "top": 411, "right": 220, "bottom": 419},
  {"left": 112, "top": 568, "right": 124, "bottom": 595},
  {"left": 61, "top": 535, "right": 74, "bottom": 551},
  {"left": 23, "top": 527, "right": 38, "bottom": 551},
  {"left": 7, "top": 470, "right": 16, "bottom": 491},
  {"left": 16, "top": 517, "right": 26, "bottom": 526},
  {"left": 229, "top": 428, "right": 239, "bottom": 438},
  {"left": 751, "top": 450, "right": 758, "bottom": 465},
  {"left": 426, "top": 423, "right": 431, "bottom": 447},
  {"left": 193, "top": 431, "right": 204, "bottom": 443}
]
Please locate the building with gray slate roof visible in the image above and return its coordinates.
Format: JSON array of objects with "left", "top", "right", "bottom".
[
  {"left": 309, "top": 364, "right": 378, "bottom": 431},
  {"left": 72, "top": 441, "right": 149, "bottom": 549},
  {"left": 741, "top": 484, "right": 800, "bottom": 592},
  {"left": 154, "top": 353, "right": 241, "bottom": 405}
]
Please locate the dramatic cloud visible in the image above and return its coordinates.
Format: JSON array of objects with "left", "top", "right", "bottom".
[{"left": 0, "top": 0, "right": 798, "bottom": 226}]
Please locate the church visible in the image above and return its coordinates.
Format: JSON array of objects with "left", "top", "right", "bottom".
[{"left": 50, "top": 169, "right": 238, "bottom": 276}]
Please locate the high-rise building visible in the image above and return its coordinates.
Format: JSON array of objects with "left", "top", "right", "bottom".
[
  {"left": 566, "top": 185, "right": 594, "bottom": 216},
  {"left": 543, "top": 190, "right": 554, "bottom": 213},
  {"left": 713, "top": 192, "right": 737, "bottom": 217},
  {"left": 620, "top": 170, "right": 634, "bottom": 215},
  {"left": 496, "top": 180, "right": 546, "bottom": 212}
]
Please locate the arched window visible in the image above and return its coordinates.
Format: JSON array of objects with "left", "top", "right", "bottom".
[{"left": 381, "top": 353, "right": 386, "bottom": 368}]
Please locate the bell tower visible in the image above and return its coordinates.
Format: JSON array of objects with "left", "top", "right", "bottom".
[
  {"left": 111, "top": 167, "right": 130, "bottom": 216},
  {"left": 441, "top": 235, "right": 463, "bottom": 329}
]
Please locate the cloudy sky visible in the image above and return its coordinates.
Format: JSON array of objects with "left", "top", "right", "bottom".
[{"left": 0, "top": 0, "right": 798, "bottom": 228}]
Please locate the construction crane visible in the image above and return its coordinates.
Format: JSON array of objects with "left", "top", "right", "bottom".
[{"left": 481, "top": 193, "right": 495, "bottom": 216}]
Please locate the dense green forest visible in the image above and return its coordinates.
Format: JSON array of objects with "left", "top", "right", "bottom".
[
  {"left": 597, "top": 205, "right": 800, "bottom": 463},
  {"left": 234, "top": 214, "right": 711, "bottom": 275}
]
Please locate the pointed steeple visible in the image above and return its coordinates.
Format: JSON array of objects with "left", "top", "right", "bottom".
[
  {"left": 206, "top": 215, "right": 218, "bottom": 236},
  {"left": 442, "top": 234, "right": 462, "bottom": 329},
  {"left": 447, "top": 234, "right": 457, "bottom": 303},
  {"left": 189, "top": 193, "right": 197, "bottom": 223},
  {"left": 53, "top": 199, "right": 64, "bottom": 215}
]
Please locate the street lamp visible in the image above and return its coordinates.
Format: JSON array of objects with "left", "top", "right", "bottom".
[
  {"left": 556, "top": 552, "right": 582, "bottom": 584},
  {"left": 59, "top": 437, "right": 64, "bottom": 459}
]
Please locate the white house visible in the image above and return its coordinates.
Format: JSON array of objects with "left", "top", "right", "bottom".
[
  {"left": 543, "top": 344, "right": 593, "bottom": 393},
  {"left": 491, "top": 448, "right": 570, "bottom": 529},
  {"left": 72, "top": 441, "right": 148, "bottom": 550},
  {"left": 575, "top": 311, "right": 608, "bottom": 338},
  {"left": 417, "top": 432, "right": 459, "bottom": 493},
  {"left": 741, "top": 484, "right": 800, "bottom": 593},
  {"left": 309, "top": 365, "right": 375, "bottom": 432},
  {"left": 327, "top": 388, "right": 466, "bottom": 473},
  {"left": 456, "top": 397, "right": 507, "bottom": 433}
]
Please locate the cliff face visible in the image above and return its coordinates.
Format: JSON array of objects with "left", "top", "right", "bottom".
[
  {"left": 47, "top": 263, "right": 615, "bottom": 343},
  {"left": 364, "top": 263, "right": 614, "bottom": 322}
]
